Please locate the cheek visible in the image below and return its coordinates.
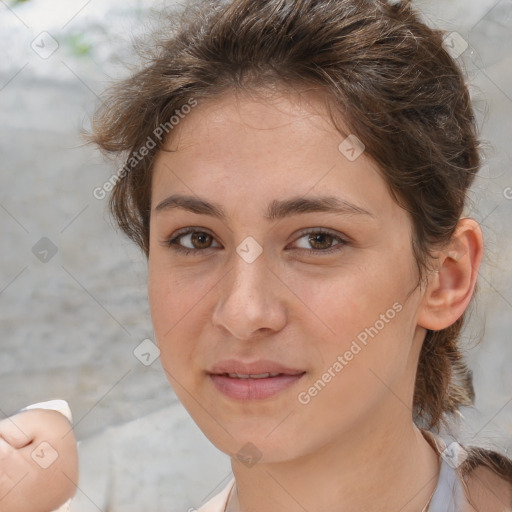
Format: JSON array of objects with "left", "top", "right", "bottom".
[
  {"left": 147, "top": 259, "right": 170, "bottom": 337},
  {"left": 289, "top": 261, "right": 405, "bottom": 333},
  {"left": 148, "top": 254, "right": 195, "bottom": 333},
  {"left": 147, "top": 258, "right": 191, "bottom": 364},
  {"left": 147, "top": 255, "right": 215, "bottom": 373},
  {"left": 289, "top": 260, "right": 414, "bottom": 380}
]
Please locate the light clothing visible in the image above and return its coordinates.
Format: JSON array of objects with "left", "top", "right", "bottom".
[
  {"left": 422, "top": 428, "right": 467, "bottom": 512},
  {"left": 66, "top": 403, "right": 232, "bottom": 512},
  {"left": 196, "top": 477, "right": 235, "bottom": 512},
  {"left": 196, "top": 429, "right": 468, "bottom": 512}
]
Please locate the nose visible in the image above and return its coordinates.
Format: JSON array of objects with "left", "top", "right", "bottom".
[{"left": 211, "top": 252, "right": 287, "bottom": 341}]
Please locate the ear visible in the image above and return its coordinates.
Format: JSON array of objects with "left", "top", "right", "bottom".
[{"left": 417, "top": 218, "right": 484, "bottom": 331}]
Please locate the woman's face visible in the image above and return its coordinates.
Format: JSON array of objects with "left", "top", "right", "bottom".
[{"left": 148, "top": 88, "right": 428, "bottom": 463}]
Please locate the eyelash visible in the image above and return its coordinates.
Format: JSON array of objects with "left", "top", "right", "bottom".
[{"left": 162, "top": 227, "right": 348, "bottom": 256}]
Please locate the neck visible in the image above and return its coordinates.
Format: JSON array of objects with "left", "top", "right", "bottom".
[{"left": 226, "top": 413, "right": 440, "bottom": 512}]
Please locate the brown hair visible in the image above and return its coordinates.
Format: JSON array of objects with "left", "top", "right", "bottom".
[{"left": 88, "top": 0, "right": 512, "bottom": 506}]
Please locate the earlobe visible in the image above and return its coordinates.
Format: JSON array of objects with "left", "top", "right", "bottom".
[{"left": 417, "top": 218, "right": 484, "bottom": 331}]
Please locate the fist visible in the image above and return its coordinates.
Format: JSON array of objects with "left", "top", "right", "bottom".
[{"left": 0, "top": 408, "right": 78, "bottom": 512}]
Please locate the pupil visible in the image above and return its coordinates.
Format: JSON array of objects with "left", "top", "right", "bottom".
[
  {"left": 192, "top": 232, "right": 210, "bottom": 248},
  {"left": 310, "top": 233, "right": 331, "bottom": 249}
]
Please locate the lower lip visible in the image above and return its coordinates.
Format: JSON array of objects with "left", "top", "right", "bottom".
[{"left": 209, "top": 373, "right": 305, "bottom": 400}]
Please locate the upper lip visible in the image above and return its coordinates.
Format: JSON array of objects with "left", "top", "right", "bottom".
[{"left": 208, "top": 359, "right": 306, "bottom": 376}]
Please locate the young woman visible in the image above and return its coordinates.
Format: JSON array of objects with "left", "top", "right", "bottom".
[{"left": 89, "top": 0, "right": 512, "bottom": 510}]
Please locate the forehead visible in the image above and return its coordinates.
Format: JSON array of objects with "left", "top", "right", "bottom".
[
  {"left": 150, "top": 88, "right": 400, "bottom": 225},
  {"left": 164, "top": 87, "right": 340, "bottom": 151}
]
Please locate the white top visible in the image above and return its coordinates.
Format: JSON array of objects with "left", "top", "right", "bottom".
[{"left": 197, "top": 477, "right": 235, "bottom": 512}]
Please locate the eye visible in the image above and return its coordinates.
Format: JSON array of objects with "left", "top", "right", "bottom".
[
  {"left": 161, "top": 227, "right": 348, "bottom": 256},
  {"left": 290, "top": 229, "right": 348, "bottom": 255},
  {"left": 163, "top": 228, "right": 221, "bottom": 255}
]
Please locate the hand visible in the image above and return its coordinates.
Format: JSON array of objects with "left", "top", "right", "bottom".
[{"left": 0, "top": 408, "right": 78, "bottom": 512}]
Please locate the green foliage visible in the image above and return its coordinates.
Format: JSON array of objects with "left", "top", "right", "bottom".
[{"left": 64, "top": 33, "right": 93, "bottom": 57}]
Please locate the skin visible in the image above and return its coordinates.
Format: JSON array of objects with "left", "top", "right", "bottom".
[
  {"left": 147, "top": 87, "right": 483, "bottom": 512},
  {"left": 0, "top": 409, "right": 78, "bottom": 512}
]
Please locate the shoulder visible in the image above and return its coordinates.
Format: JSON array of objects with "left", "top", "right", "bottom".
[
  {"left": 196, "top": 477, "right": 235, "bottom": 512},
  {"left": 462, "top": 465, "right": 512, "bottom": 512}
]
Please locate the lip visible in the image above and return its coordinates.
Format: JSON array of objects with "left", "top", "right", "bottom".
[
  {"left": 208, "top": 359, "right": 305, "bottom": 376},
  {"left": 209, "top": 373, "right": 305, "bottom": 400},
  {"left": 207, "top": 359, "right": 306, "bottom": 400}
]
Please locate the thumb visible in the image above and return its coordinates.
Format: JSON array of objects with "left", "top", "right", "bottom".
[
  {"left": 0, "top": 436, "right": 16, "bottom": 460},
  {"left": 0, "top": 416, "right": 32, "bottom": 450}
]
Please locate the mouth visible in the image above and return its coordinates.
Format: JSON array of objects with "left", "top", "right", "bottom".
[
  {"left": 208, "top": 359, "right": 305, "bottom": 377},
  {"left": 208, "top": 368, "right": 306, "bottom": 400},
  {"left": 221, "top": 372, "right": 296, "bottom": 379}
]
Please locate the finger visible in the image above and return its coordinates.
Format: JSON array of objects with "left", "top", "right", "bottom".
[
  {"left": 0, "top": 435, "right": 15, "bottom": 460},
  {"left": 0, "top": 415, "right": 32, "bottom": 449}
]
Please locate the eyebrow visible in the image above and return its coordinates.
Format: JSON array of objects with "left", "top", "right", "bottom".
[{"left": 154, "top": 194, "right": 374, "bottom": 221}]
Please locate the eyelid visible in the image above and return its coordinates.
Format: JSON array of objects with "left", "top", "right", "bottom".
[
  {"left": 162, "top": 226, "right": 349, "bottom": 255},
  {"left": 164, "top": 226, "right": 221, "bottom": 253},
  {"left": 292, "top": 227, "right": 349, "bottom": 246},
  {"left": 289, "top": 228, "right": 349, "bottom": 255}
]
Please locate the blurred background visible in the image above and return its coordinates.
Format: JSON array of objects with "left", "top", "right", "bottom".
[{"left": 0, "top": 0, "right": 511, "bottom": 510}]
